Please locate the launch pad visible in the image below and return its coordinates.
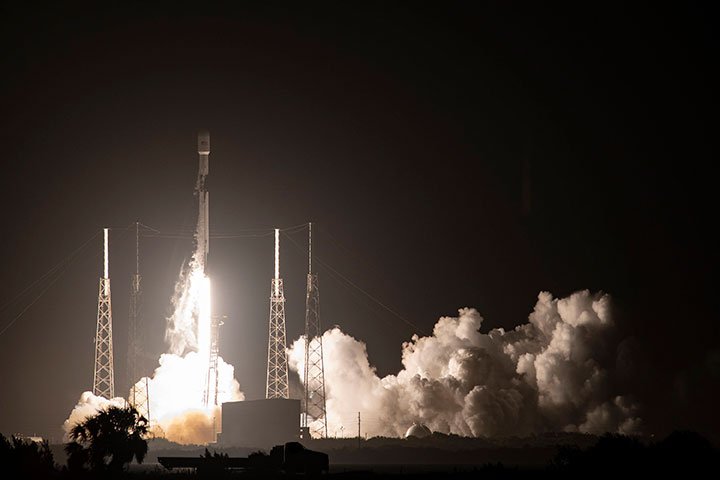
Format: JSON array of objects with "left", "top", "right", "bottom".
[{"left": 81, "top": 129, "right": 328, "bottom": 446}]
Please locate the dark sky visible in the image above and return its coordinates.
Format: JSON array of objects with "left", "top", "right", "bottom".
[{"left": 0, "top": 1, "right": 718, "bottom": 442}]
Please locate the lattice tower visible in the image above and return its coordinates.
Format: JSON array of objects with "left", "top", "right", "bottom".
[
  {"left": 93, "top": 228, "right": 115, "bottom": 399},
  {"left": 303, "top": 223, "right": 327, "bottom": 437},
  {"left": 127, "top": 222, "right": 150, "bottom": 420},
  {"left": 204, "top": 315, "right": 224, "bottom": 406},
  {"left": 266, "top": 229, "right": 289, "bottom": 399}
]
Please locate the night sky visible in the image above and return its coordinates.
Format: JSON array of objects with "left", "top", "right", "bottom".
[{"left": 1, "top": 2, "right": 718, "bottom": 442}]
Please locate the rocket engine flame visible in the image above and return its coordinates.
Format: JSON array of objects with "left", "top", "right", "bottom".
[{"left": 65, "top": 256, "right": 243, "bottom": 444}]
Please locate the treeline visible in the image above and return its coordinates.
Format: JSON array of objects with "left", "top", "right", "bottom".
[
  {"left": 2, "top": 427, "right": 718, "bottom": 478},
  {"left": 2, "top": 405, "right": 149, "bottom": 478},
  {"left": 0, "top": 433, "right": 56, "bottom": 477},
  {"left": 552, "top": 430, "right": 718, "bottom": 476}
]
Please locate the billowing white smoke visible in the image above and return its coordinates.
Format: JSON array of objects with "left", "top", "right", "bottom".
[
  {"left": 164, "top": 263, "right": 206, "bottom": 355},
  {"left": 63, "top": 392, "right": 126, "bottom": 435},
  {"left": 143, "top": 350, "right": 243, "bottom": 444},
  {"left": 289, "top": 290, "right": 641, "bottom": 438}
]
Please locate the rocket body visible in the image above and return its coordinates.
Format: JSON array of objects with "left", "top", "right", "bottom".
[
  {"left": 198, "top": 130, "right": 210, "bottom": 155},
  {"left": 196, "top": 130, "right": 210, "bottom": 269}
]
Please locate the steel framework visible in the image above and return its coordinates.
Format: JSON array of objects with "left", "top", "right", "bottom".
[
  {"left": 204, "top": 315, "right": 224, "bottom": 406},
  {"left": 266, "top": 229, "right": 289, "bottom": 399},
  {"left": 302, "top": 223, "right": 327, "bottom": 437},
  {"left": 93, "top": 228, "right": 115, "bottom": 399},
  {"left": 127, "top": 222, "right": 150, "bottom": 419},
  {"left": 129, "top": 377, "right": 150, "bottom": 420}
]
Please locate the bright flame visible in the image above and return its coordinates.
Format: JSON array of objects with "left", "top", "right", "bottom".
[
  {"left": 65, "top": 242, "right": 243, "bottom": 445},
  {"left": 142, "top": 262, "right": 242, "bottom": 444}
]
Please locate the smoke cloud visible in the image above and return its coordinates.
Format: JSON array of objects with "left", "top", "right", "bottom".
[
  {"left": 164, "top": 265, "right": 206, "bottom": 355},
  {"left": 163, "top": 408, "right": 221, "bottom": 445},
  {"left": 289, "top": 290, "right": 641, "bottom": 437},
  {"left": 64, "top": 330, "right": 243, "bottom": 445},
  {"left": 63, "top": 391, "right": 126, "bottom": 438}
]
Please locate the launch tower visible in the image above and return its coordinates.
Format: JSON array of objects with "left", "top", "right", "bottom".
[
  {"left": 266, "top": 229, "right": 289, "bottom": 399},
  {"left": 93, "top": 228, "right": 115, "bottom": 399},
  {"left": 204, "top": 315, "right": 224, "bottom": 406},
  {"left": 127, "top": 222, "right": 150, "bottom": 419},
  {"left": 302, "top": 223, "right": 328, "bottom": 437}
]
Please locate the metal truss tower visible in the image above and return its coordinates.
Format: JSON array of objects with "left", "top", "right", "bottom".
[
  {"left": 266, "top": 228, "right": 289, "bottom": 399},
  {"left": 302, "top": 222, "right": 328, "bottom": 438},
  {"left": 93, "top": 228, "right": 115, "bottom": 399},
  {"left": 127, "top": 222, "right": 150, "bottom": 420},
  {"left": 204, "top": 315, "right": 224, "bottom": 406}
]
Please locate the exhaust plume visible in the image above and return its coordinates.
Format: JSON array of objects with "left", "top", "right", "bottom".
[
  {"left": 65, "top": 259, "right": 243, "bottom": 443},
  {"left": 289, "top": 290, "right": 641, "bottom": 437}
]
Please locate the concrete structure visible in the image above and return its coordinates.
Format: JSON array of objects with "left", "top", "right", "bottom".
[{"left": 220, "top": 399, "right": 300, "bottom": 449}]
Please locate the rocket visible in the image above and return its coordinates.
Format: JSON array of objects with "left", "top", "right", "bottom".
[
  {"left": 198, "top": 129, "right": 210, "bottom": 155},
  {"left": 196, "top": 129, "right": 210, "bottom": 269}
]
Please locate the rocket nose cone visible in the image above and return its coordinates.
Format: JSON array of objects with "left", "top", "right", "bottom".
[{"left": 198, "top": 129, "right": 210, "bottom": 154}]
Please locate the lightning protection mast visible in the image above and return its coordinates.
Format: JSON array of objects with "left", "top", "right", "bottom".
[
  {"left": 302, "top": 222, "right": 328, "bottom": 438},
  {"left": 266, "top": 228, "right": 289, "bottom": 399},
  {"left": 127, "top": 222, "right": 150, "bottom": 420},
  {"left": 93, "top": 228, "right": 115, "bottom": 399}
]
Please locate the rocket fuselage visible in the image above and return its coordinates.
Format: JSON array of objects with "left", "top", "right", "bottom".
[
  {"left": 197, "top": 130, "right": 210, "bottom": 270},
  {"left": 198, "top": 130, "right": 210, "bottom": 155}
]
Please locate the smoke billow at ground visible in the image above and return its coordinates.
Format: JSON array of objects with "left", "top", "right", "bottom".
[
  {"left": 66, "top": 287, "right": 640, "bottom": 444},
  {"left": 290, "top": 290, "right": 640, "bottom": 438},
  {"left": 64, "top": 177, "right": 639, "bottom": 444}
]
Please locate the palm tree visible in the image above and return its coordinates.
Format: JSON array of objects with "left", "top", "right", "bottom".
[{"left": 65, "top": 405, "right": 148, "bottom": 472}]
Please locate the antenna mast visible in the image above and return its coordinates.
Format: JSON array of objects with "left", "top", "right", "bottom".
[
  {"left": 93, "top": 228, "right": 115, "bottom": 398},
  {"left": 302, "top": 222, "right": 328, "bottom": 437},
  {"left": 266, "top": 228, "right": 289, "bottom": 399}
]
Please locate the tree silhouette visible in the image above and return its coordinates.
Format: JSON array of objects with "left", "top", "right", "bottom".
[
  {"left": 554, "top": 433, "right": 646, "bottom": 474},
  {"left": 65, "top": 405, "right": 148, "bottom": 473},
  {"left": 1, "top": 433, "right": 56, "bottom": 476}
]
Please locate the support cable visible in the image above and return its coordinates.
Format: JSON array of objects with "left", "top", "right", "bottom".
[
  {"left": 281, "top": 230, "right": 428, "bottom": 336},
  {"left": 0, "top": 230, "right": 101, "bottom": 337}
]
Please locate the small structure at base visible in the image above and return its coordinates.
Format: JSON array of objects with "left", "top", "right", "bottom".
[
  {"left": 405, "top": 423, "right": 432, "bottom": 439},
  {"left": 219, "top": 399, "right": 300, "bottom": 449}
]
